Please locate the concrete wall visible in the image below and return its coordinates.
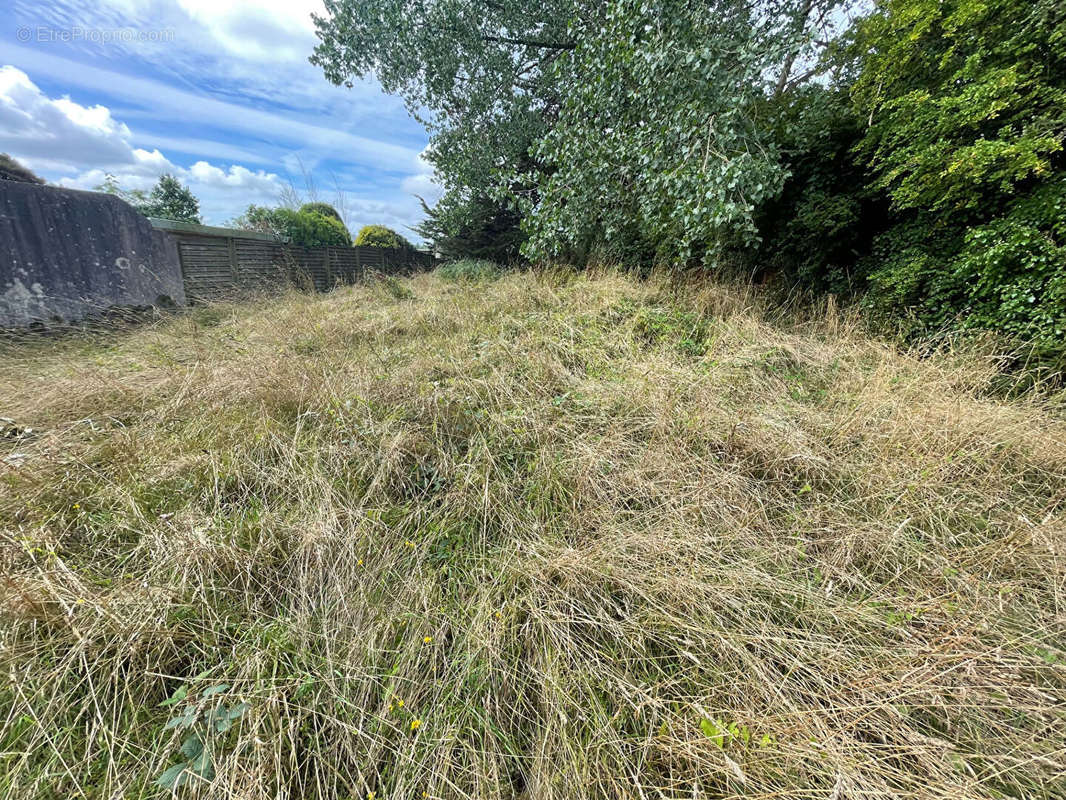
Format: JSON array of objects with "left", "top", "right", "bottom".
[{"left": 0, "top": 181, "right": 185, "bottom": 326}]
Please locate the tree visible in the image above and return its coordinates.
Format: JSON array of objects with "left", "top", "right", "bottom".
[
  {"left": 312, "top": 0, "right": 847, "bottom": 264},
  {"left": 98, "top": 173, "right": 202, "bottom": 223},
  {"left": 354, "top": 225, "right": 411, "bottom": 248},
  {"left": 751, "top": 86, "right": 889, "bottom": 293},
  {"left": 415, "top": 192, "right": 525, "bottom": 263},
  {"left": 229, "top": 204, "right": 288, "bottom": 237},
  {"left": 279, "top": 208, "right": 352, "bottom": 247},
  {"left": 312, "top": 0, "right": 579, "bottom": 212},
  {"left": 300, "top": 202, "right": 351, "bottom": 241},
  {"left": 139, "top": 174, "right": 202, "bottom": 223},
  {"left": 845, "top": 0, "right": 1066, "bottom": 352},
  {"left": 0, "top": 153, "right": 44, "bottom": 184}
]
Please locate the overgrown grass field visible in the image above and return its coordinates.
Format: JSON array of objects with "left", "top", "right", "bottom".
[{"left": 1, "top": 270, "right": 1064, "bottom": 799}]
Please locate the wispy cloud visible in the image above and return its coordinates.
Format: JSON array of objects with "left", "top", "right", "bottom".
[
  {"left": 1, "top": 0, "right": 439, "bottom": 234},
  {"left": 5, "top": 44, "right": 422, "bottom": 172}
]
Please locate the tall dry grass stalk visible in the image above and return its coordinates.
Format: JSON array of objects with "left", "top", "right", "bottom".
[{"left": 1, "top": 270, "right": 1064, "bottom": 799}]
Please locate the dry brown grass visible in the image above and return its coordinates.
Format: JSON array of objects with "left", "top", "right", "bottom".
[{"left": 1, "top": 269, "right": 1064, "bottom": 799}]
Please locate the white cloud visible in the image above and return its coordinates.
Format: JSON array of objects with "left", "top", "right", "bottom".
[
  {"left": 55, "top": 160, "right": 288, "bottom": 225},
  {"left": 6, "top": 44, "right": 422, "bottom": 172},
  {"left": 0, "top": 64, "right": 287, "bottom": 223},
  {"left": 0, "top": 65, "right": 134, "bottom": 166},
  {"left": 173, "top": 0, "right": 324, "bottom": 62},
  {"left": 400, "top": 150, "right": 444, "bottom": 203},
  {"left": 132, "top": 133, "right": 273, "bottom": 165},
  {"left": 188, "top": 161, "right": 280, "bottom": 192}
]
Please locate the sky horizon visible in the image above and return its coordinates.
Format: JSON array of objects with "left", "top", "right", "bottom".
[{"left": 0, "top": 0, "right": 441, "bottom": 239}]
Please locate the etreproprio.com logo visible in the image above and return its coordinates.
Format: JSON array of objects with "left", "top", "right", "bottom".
[{"left": 16, "top": 26, "right": 175, "bottom": 44}]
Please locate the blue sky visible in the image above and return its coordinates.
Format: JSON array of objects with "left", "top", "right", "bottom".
[{"left": 0, "top": 0, "right": 440, "bottom": 237}]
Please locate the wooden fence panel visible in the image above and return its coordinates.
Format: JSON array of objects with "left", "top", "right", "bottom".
[
  {"left": 290, "top": 247, "right": 329, "bottom": 291},
  {"left": 178, "top": 236, "right": 235, "bottom": 302},
  {"left": 155, "top": 220, "right": 436, "bottom": 304},
  {"left": 236, "top": 239, "right": 287, "bottom": 288},
  {"left": 328, "top": 248, "right": 362, "bottom": 284}
]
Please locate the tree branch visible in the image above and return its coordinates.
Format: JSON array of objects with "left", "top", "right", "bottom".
[{"left": 480, "top": 34, "right": 575, "bottom": 50}]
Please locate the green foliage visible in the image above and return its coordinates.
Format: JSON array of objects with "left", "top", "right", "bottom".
[
  {"left": 416, "top": 192, "right": 525, "bottom": 263},
  {"left": 232, "top": 205, "right": 351, "bottom": 247},
  {"left": 299, "top": 202, "right": 344, "bottom": 222},
  {"left": 846, "top": 0, "right": 1066, "bottom": 356},
  {"left": 140, "top": 174, "right": 202, "bottom": 223},
  {"left": 354, "top": 224, "right": 411, "bottom": 248},
  {"left": 525, "top": 0, "right": 810, "bottom": 263},
  {"left": 98, "top": 173, "right": 202, "bottom": 223},
  {"left": 312, "top": 0, "right": 571, "bottom": 220},
  {"left": 436, "top": 258, "right": 500, "bottom": 282},
  {"left": 313, "top": 0, "right": 838, "bottom": 265},
  {"left": 279, "top": 208, "right": 352, "bottom": 247},
  {"left": 229, "top": 204, "right": 288, "bottom": 237},
  {"left": 849, "top": 0, "right": 1064, "bottom": 216},
  {"left": 156, "top": 683, "right": 249, "bottom": 790},
  {"left": 753, "top": 87, "right": 888, "bottom": 293},
  {"left": 300, "top": 203, "right": 351, "bottom": 241}
]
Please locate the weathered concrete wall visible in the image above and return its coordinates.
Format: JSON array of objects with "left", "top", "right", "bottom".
[{"left": 0, "top": 182, "right": 185, "bottom": 326}]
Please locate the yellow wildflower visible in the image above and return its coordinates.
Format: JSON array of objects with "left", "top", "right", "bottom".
[
  {"left": 410, "top": 719, "right": 421, "bottom": 731},
  {"left": 423, "top": 636, "right": 433, "bottom": 644}
]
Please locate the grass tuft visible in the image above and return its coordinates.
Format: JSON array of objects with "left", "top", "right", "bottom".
[{"left": 435, "top": 258, "right": 500, "bottom": 282}]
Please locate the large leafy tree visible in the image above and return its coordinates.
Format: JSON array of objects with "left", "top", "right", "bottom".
[
  {"left": 312, "top": 0, "right": 843, "bottom": 263},
  {"left": 525, "top": 0, "right": 827, "bottom": 262},
  {"left": 846, "top": 0, "right": 1066, "bottom": 351},
  {"left": 311, "top": 0, "right": 582, "bottom": 205}
]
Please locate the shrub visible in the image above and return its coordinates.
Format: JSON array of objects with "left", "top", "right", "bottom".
[
  {"left": 435, "top": 258, "right": 499, "bottom": 282},
  {"left": 354, "top": 224, "right": 411, "bottom": 249},
  {"left": 274, "top": 208, "right": 351, "bottom": 247},
  {"left": 299, "top": 202, "right": 344, "bottom": 223},
  {"left": 753, "top": 88, "right": 889, "bottom": 294},
  {"left": 229, "top": 204, "right": 287, "bottom": 237}
]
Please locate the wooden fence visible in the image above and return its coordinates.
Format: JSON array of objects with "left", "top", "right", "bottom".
[{"left": 151, "top": 219, "right": 436, "bottom": 303}]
